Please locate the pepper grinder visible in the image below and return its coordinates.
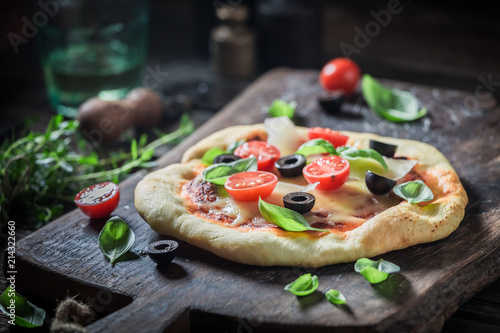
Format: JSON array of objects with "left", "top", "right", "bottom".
[{"left": 209, "top": 4, "right": 256, "bottom": 79}]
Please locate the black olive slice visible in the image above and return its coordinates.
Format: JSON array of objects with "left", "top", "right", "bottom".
[
  {"left": 369, "top": 140, "right": 398, "bottom": 158},
  {"left": 318, "top": 91, "right": 344, "bottom": 114},
  {"left": 147, "top": 240, "right": 179, "bottom": 265},
  {"left": 213, "top": 154, "right": 241, "bottom": 164},
  {"left": 283, "top": 192, "right": 316, "bottom": 214},
  {"left": 365, "top": 171, "right": 397, "bottom": 195},
  {"left": 275, "top": 154, "right": 306, "bottom": 177}
]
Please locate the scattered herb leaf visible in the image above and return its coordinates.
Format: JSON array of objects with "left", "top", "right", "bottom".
[
  {"left": 393, "top": 180, "right": 434, "bottom": 204},
  {"left": 258, "top": 198, "right": 328, "bottom": 232},
  {"left": 98, "top": 216, "right": 136, "bottom": 265},
  {"left": 355, "top": 258, "right": 400, "bottom": 284},
  {"left": 284, "top": 273, "right": 319, "bottom": 296},
  {"left": 361, "top": 74, "right": 427, "bottom": 122},
  {"left": 268, "top": 100, "right": 297, "bottom": 118},
  {"left": 325, "top": 289, "right": 346, "bottom": 305},
  {"left": 0, "top": 286, "right": 46, "bottom": 327},
  {"left": 202, "top": 157, "right": 257, "bottom": 185}
]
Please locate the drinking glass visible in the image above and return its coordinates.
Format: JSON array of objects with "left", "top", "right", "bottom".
[{"left": 36, "top": 0, "right": 150, "bottom": 117}]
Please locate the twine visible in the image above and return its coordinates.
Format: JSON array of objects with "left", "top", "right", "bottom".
[{"left": 50, "top": 297, "right": 94, "bottom": 333}]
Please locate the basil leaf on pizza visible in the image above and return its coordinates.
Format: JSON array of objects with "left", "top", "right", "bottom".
[
  {"left": 201, "top": 147, "right": 226, "bottom": 166},
  {"left": 268, "top": 99, "right": 296, "bottom": 118},
  {"left": 361, "top": 74, "right": 427, "bottom": 122},
  {"left": 295, "top": 139, "right": 337, "bottom": 156},
  {"left": 355, "top": 258, "right": 400, "bottom": 284},
  {"left": 340, "top": 147, "right": 388, "bottom": 171},
  {"left": 284, "top": 273, "right": 319, "bottom": 296},
  {"left": 325, "top": 289, "right": 346, "bottom": 305},
  {"left": 258, "top": 198, "right": 329, "bottom": 232},
  {"left": 226, "top": 138, "right": 246, "bottom": 154},
  {"left": 202, "top": 157, "right": 257, "bottom": 185},
  {"left": 393, "top": 180, "right": 434, "bottom": 204}
]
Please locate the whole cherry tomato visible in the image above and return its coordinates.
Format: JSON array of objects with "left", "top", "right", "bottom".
[{"left": 319, "top": 58, "right": 361, "bottom": 95}]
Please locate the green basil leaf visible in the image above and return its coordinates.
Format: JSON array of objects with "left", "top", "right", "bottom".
[
  {"left": 377, "top": 259, "right": 401, "bottom": 274},
  {"left": 227, "top": 138, "right": 246, "bottom": 154},
  {"left": 354, "top": 258, "right": 400, "bottom": 284},
  {"left": 362, "top": 74, "right": 427, "bottom": 122},
  {"left": 202, "top": 157, "right": 257, "bottom": 185},
  {"left": 284, "top": 273, "right": 319, "bottom": 296},
  {"left": 201, "top": 147, "right": 226, "bottom": 166},
  {"left": 258, "top": 198, "right": 328, "bottom": 232},
  {"left": 296, "top": 139, "right": 337, "bottom": 156},
  {"left": 359, "top": 266, "right": 389, "bottom": 284},
  {"left": 0, "top": 286, "right": 46, "bottom": 327},
  {"left": 268, "top": 99, "right": 296, "bottom": 118},
  {"left": 98, "top": 216, "right": 136, "bottom": 264},
  {"left": 393, "top": 180, "right": 434, "bottom": 204},
  {"left": 325, "top": 289, "right": 346, "bottom": 305},
  {"left": 340, "top": 147, "right": 388, "bottom": 171}
]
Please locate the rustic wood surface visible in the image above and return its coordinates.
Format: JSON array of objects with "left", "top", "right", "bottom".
[{"left": 6, "top": 68, "right": 500, "bottom": 332}]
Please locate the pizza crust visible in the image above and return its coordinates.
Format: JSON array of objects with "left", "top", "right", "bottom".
[{"left": 135, "top": 125, "right": 467, "bottom": 267}]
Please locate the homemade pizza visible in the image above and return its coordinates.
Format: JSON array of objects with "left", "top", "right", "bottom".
[{"left": 135, "top": 117, "right": 467, "bottom": 267}]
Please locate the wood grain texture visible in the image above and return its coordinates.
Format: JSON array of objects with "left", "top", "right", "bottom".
[{"left": 5, "top": 68, "right": 500, "bottom": 332}]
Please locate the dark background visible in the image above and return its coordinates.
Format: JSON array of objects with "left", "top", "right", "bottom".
[{"left": 1, "top": 0, "right": 499, "bottom": 331}]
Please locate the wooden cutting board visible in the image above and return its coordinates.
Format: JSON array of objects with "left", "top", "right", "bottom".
[{"left": 8, "top": 68, "right": 500, "bottom": 332}]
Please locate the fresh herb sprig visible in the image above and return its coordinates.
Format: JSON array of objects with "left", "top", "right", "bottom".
[{"left": 0, "top": 114, "right": 194, "bottom": 231}]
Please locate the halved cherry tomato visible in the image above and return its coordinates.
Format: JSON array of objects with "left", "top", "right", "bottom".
[
  {"left": 224, "top": 171, "right": 278, "bottom": 201},
  {"left": 319, "top": 57, "right": 361, "bottom": 95},
  {"left": 303, "top": 155, "right": 350, "bottom": 190},
  {"left": 308, "top": 127, "right": 349, "bottom": 148},
  {"left": 74, "top": 182, "right": 120, "bottom": 219},
  {"left": 233, "top": 141, "right": 280, "bottom": 171}
]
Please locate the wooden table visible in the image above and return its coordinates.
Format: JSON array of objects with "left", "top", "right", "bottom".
[{"left": 3, "top": 68, "right": 500, "bottom": 332}]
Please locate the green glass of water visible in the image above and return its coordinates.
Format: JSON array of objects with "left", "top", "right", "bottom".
[{"left": 37, "top": 0, "right": 150, "bottom": 118}]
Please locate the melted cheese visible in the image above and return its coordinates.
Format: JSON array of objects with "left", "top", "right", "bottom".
[{"left": 182, "top": 171, "right": 402, "bottom": 234}]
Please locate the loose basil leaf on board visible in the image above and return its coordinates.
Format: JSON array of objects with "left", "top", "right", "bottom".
[
  {"left": 296, "top": 139, "right": 337, "bottom": 156},
  {"left": 393, "top": 180, "right": 434, "bottom": 204},
  {"left": 354, "top": 258, "right": 400, "bottom": 284},
  {"left": 340, "top": 147, "right": 388, "bottom": 171},
  {"left": 99, "top": 216, "right": 136, "bottom": 265},
  {"left": 325, "top": 289, "right": 346, "bottom": 305},
  {"left": 268, "top": 99, "right": 297, "bottom": 118},
  {"left": 0, "top": 287, "right": 46, "bottom": 327},
  {"left": 361, "top": 74, "right": 427, "bottom": 122},
  {"left": 227, "top": 138, "right": 247, "bottom": 154},
  {"left": 258, "top": 198, "right": 329, "bottom": 233},
  {"left": 201, "top": 147, "right": 226, "bottom": 166},
  {"left": 202, "top": 157, "right": 257, "bottom": 185},
  {"left": 358, "top": 266, "right": 389, "bottom": 284},
  {"left": 284, "top": 274, "right": 319, "bottom": 296}
]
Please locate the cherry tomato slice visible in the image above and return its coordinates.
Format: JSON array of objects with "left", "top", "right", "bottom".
[
  {"left": 224, "top": 171, "right": 278, "bottom": 201},
  {"left": 319, "top": 57, "right": 361, "bottom": 95},
  {"left": 74, "top": 182, "right": 120, "bottom": 219},
  {"left": 308, "top": 127, "right": 349, "bottom": 148},
  {"left": 233, "top": 141, "right": 281, "bottom": 171},
  {"left": 303, "top": 155, "right": 350, "bottom": 190}
]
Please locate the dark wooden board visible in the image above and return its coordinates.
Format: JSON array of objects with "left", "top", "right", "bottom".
[{"left": 6, "top": 68, "right": 500, "bottom": 332}]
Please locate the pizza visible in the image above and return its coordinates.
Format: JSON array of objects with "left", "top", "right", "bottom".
[{"left": 134, "top": 117, "right": 467, "bottom": 268}]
